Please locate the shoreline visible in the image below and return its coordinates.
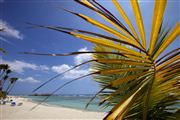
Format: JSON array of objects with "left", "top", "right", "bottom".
[
  {"left": 1, "top": 96, "right": 106, "bottom": 120},
  {"left": 26, "top": 97, "right": 107, "bottom": 113}
]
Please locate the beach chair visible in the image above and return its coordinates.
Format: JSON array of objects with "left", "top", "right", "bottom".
[{"left": 11, "top": 102, "right": 16, "bottom": 106}]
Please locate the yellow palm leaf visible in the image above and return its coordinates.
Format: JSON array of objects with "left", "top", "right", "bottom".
[
  {"left": 29, "top": 1, "right": 179, "bottom": 119},
  {"left": 71, "top": 32, "right": 148, "bottom": 58},
  {"left": 112, "top": 0, "right": 140, "bottom": 42},
  {"left": 156, "top": 55, "right": 179, "bottom": 70},
  {"left": 97, "top": 59, "right": 152, "bottom": 66},
  {"left": 105, "top": 80, "right": 148, "bottom": 120},
  {"left": 77, "top": 14, "right": 141, "bottom": 47},
  {"left": 153, "top": 21, "right": 180, "bottom": 59},
  {"left": 149, "top": 1, "right": 167, "bottom": 55},
  {"left": 130, "top": 0, "right": 146, "bottom": 49},
  {"left": 111, "top": 71, "right": 151, "bottom": 87},
  {"left": 79, "top": 0, "right": 138, "bottom": 46},
  {"left": 125, "top": 54, "right": 152, "bottom": 63},
  {"left": 100, "top": 67, "right": 150, "bottom": 75}
]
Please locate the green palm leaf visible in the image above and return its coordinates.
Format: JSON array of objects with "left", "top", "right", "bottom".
[{"left": 27, "top": 0, "right": 179, "bottom": 119}]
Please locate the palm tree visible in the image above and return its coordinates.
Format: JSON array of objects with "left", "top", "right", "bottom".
[
  {"left": 0, "top": 64, "right": 11, "bottom": 89},
  {"left": 26, "top": 0, "right": 179, "bottom": 119},
  {"left": 0, "top": 64, "right": 18, "bottom": 98},
  {"left": 0, "top": 64, "right": 9, "bottom": 91},
  {"left": 7, "top": 77, "right": 18, "bottom": 94},
  {"left": 0, "top": 64, "right": 10, "bottom": 99}
]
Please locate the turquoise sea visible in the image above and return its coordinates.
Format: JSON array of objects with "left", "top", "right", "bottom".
[{"left": 24, "top": 95, "right": 112, "bottom": 112}]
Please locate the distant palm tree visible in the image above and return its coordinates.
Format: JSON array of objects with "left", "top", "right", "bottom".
[
  {"left": 0, "top": 64, "right": 18, "bottom": 98},
  {"left": 26, "top": 0, "right": 179, "bottom": 119},
  {"left": 7, "top": 77, "right": 18, "bottom": 94},
  {"left": 0, "top": 64, "right": 10, "bottom": 91}
]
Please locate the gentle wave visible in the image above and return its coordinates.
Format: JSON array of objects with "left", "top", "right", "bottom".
[{"left": 25, "top": 95, "right": 112, "bottom": 112}]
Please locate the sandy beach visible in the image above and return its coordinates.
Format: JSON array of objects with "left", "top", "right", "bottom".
[{"left": 1, "top": 96, "right": 106, "bottom": 120}]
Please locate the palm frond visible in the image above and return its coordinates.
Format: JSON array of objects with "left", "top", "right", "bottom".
[{"left": 28, "top": 0, "right": 179, "bottom": 119}]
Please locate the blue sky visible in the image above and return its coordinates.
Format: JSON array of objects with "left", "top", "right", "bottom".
[{"left": 0, "top": 0, "right": 179, "bottom": 95}]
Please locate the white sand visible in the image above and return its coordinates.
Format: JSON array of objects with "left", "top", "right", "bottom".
[{"left": 0, "top": 96, "right": 106, "bottom": 120}]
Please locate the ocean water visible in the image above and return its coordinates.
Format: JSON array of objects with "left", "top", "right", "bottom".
[{"left": 25, "top": 95, "right": 112, "bottom": 112}]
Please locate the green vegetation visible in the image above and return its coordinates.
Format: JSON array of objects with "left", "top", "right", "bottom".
[
  {"left": 27, "top": 0, "right": 179, "bottom": 119},
  {"left": 0, "top": 64, "right": 18, "bottom": 99}
]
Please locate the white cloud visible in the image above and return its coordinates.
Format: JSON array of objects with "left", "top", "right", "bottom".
[
  {"left": 51, "top": 64, "right": 89, "bottom": 79},
  {"left": 1, "top": 47, "right": 91, "bottom": 80},
  {"left": 63, "top": 69, "right": 89, "bottom": 79},
  {"left": 52, "top": 64, "right": 71, "bottom": 74},
  {"left": 39, "top": 65, "right": 50, "bottom": 71},
  {"left": 74, "top": 47, "right": 92, "bottom": 65},
  {"left": 18, "top": 77, "right": 40, "bottom": 83},
  {"left": 51, "top": 47, "right": 92, "bottom": 79},
  {"left": 1, "top": 60, "right": 37, "bottom": 73},
  {"left": 0, "top": 19, "right": 23, "bottom": 40},
  {"left": 1, "top": 59, "right": 49, "bottom": 73}
]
